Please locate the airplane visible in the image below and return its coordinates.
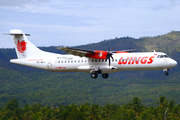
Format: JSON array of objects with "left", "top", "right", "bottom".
[{"left": 5, "top": 29, "right": 177, "bottom": 79}]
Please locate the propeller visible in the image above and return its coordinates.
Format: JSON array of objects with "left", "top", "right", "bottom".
[{"left": 106, "top": 48, "right": 114, "bottom": 67}]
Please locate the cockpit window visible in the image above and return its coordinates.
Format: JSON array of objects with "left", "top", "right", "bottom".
[
  {"left": 160, "top": 55, "right": 164, "bottom": 58},
  {"left": 157, "top": 55, "right": 169, "bottom": 58},
  {"left": 164, "top": 55, "right": 169, "bottom": 58}
]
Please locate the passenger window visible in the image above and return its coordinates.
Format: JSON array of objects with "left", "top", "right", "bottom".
[
  {"left": 92, "top": 60, "right": 94, "bottom": 62},
  {"left": 74, "top": 60, "right": 76, "bottom": 63},
  {"left": 95, "top": 60, "right": 97, "bottom": 62},
  {"left": 160, "top": 55, "right": 164, "bottom": 58},
  {"left": 81, "top": 60, "right": 83, "bottom": 63}
]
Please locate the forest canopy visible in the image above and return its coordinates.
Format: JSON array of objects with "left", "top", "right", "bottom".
[{"left": 0, "top": 96, "right": 179, "bottom": 120}]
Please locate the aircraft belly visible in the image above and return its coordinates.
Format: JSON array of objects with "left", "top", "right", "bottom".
[
  {"left": 77, "top": 65, "right": 92, "bottom": 73},
  {"left": 76, "top": 64, "right": 117, "bottom": 73}
]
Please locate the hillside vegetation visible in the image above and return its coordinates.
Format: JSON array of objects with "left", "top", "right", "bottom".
[{"left": 0, "top": 31, "right": 180, "bottom": 108}]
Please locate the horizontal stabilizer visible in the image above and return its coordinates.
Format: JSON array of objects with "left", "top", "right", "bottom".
[
  {"left": 4, "top": 29, "right": 30, "bottom": 36},
  {"left": 4, "top": 33, "right": 30, "bottom": 36}
]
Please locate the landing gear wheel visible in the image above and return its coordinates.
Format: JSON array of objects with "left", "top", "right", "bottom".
[
  {"left": 91, "top": 73, "right": 98, "bottom": 79},
  {"left": 102, "top": 74, "right": 109, "bottom": 78},
  {"left": 164, "top": 71, "right": 169, "bottom": 76}
]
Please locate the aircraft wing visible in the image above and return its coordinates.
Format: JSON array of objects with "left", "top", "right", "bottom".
[
  {"left": 57, "top": 47, "right": 137, "bottom": 59},
  {"left": 112, "top": 49, "right": 137, "bottom": 53},
  {"left": 57, "top": 47, "right": 94, "bottom": 57}
]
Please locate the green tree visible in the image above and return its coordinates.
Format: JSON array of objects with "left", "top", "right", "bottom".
[
  {"left": 31, "top": 103, "right": 42, "bottom": 113},
  {"left": 158, "top": 96, "right": 168, "bottom": 111},
  {"left": 168, "top": 106, "right": 180, "bottom": 120},
  {"left": 38, "top": 105, "right": 52, "bottom": 120},
  {"left": 4, "top": 98, "right": 19, "bottom": 111},
  {"left": 12, "top": 107, "right": 24, "bottom": 120},
  {"left": 66, "top": 108, "right": 86, "bottom": 120},
  {"left": 128, "top": 97, "right": 143, "bottom": 116},
  {"left": 112, "top": 106, "right": 136, "bottom": 120},
  {"left": 23, "top": 104, "right": 32, "bottom": 120},
  {"left": 103, "top": 103, "right": 119, "bottom": 118},
  {"left": 149, "top": 107, "right": 161, "bottom": 120},
  {"left": 59, "top": 106, "right": 74, "bottom": 120},
  {"left": 157, "top": 96, "right": 169, "bottom": 119},
  {"left": 137, "top": 110, "right": 151, "bottom": 120},
  {"left": 87, "top": 104, "right": 101, "bottom": 120},
  {"left": 168, "top": 100, "right": 175, "bottom": 112}
]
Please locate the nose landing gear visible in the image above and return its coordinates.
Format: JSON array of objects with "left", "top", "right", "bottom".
[
  {"left": 102, "top": 73, "right": 109, "bottom": 78},
  {"left": 163, "top": 69, "right": 169, "bottom": 76},
  {"left": 164, "top": 71, "right": 169, "bottom": 76}
]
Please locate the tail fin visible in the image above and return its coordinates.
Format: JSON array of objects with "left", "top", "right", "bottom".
[{"left": 8, "top": 29, "right": 44, "bottom": 59}]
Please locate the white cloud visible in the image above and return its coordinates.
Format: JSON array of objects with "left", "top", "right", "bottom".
[
  {"left": 1, "top": 0, "right": 180, "bottom": 48},
  {"left": 0, "top": 0, "right": 49, "bottom": 7}
]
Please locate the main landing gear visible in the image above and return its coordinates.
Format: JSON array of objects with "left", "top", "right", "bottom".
[
  {"left": 91, "top": 73, "right": 98, "bottom": 79},
  {"left": 91, "top": 73, "right": 109, "bottom": 79},
  {"left": 90, "top": 67, "right": 109, "bottom": 79}
]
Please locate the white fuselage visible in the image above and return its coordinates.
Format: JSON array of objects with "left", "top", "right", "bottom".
[
  {"left": 7, "top": 29, "right": 178, "bottom": 78},
  {"left": 10, "top": 52, "right": 177, "bottom": 74}
]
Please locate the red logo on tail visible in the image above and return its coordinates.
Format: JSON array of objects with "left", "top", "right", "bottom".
[{"left": 17, "top": 40, "right": 27, "bottom": 53}]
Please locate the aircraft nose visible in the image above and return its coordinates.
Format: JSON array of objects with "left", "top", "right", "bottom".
[{"left": 171, "top": 59, "right": 177, "bottom": 67}]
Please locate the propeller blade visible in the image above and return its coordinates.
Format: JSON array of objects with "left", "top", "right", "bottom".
[
  {"left": 106, "top": 48, "right": 113, "bottom": 67},
  {"left": 110, "top": 55, "right": 114, "bottom": 61},
  {"left": 108, "top": 58, "right": 111, "bottom": 67}
]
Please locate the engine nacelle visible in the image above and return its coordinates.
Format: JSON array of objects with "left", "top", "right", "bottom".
[{"left": 86, "top": 50, "right": 108, "bottom": 59}]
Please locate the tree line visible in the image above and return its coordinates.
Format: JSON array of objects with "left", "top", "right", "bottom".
[{"left": 0, "top": 96, "right": 179, "bottom": 120}]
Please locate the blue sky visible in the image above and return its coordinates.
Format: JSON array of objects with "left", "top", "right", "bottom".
[{"left": 0, "top": 0, "right": 180, "bottom": 48}]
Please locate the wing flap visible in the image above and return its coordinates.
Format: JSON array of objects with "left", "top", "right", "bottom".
[{"left": 57, "top": 47, "right": 94, "bottom": 57}]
